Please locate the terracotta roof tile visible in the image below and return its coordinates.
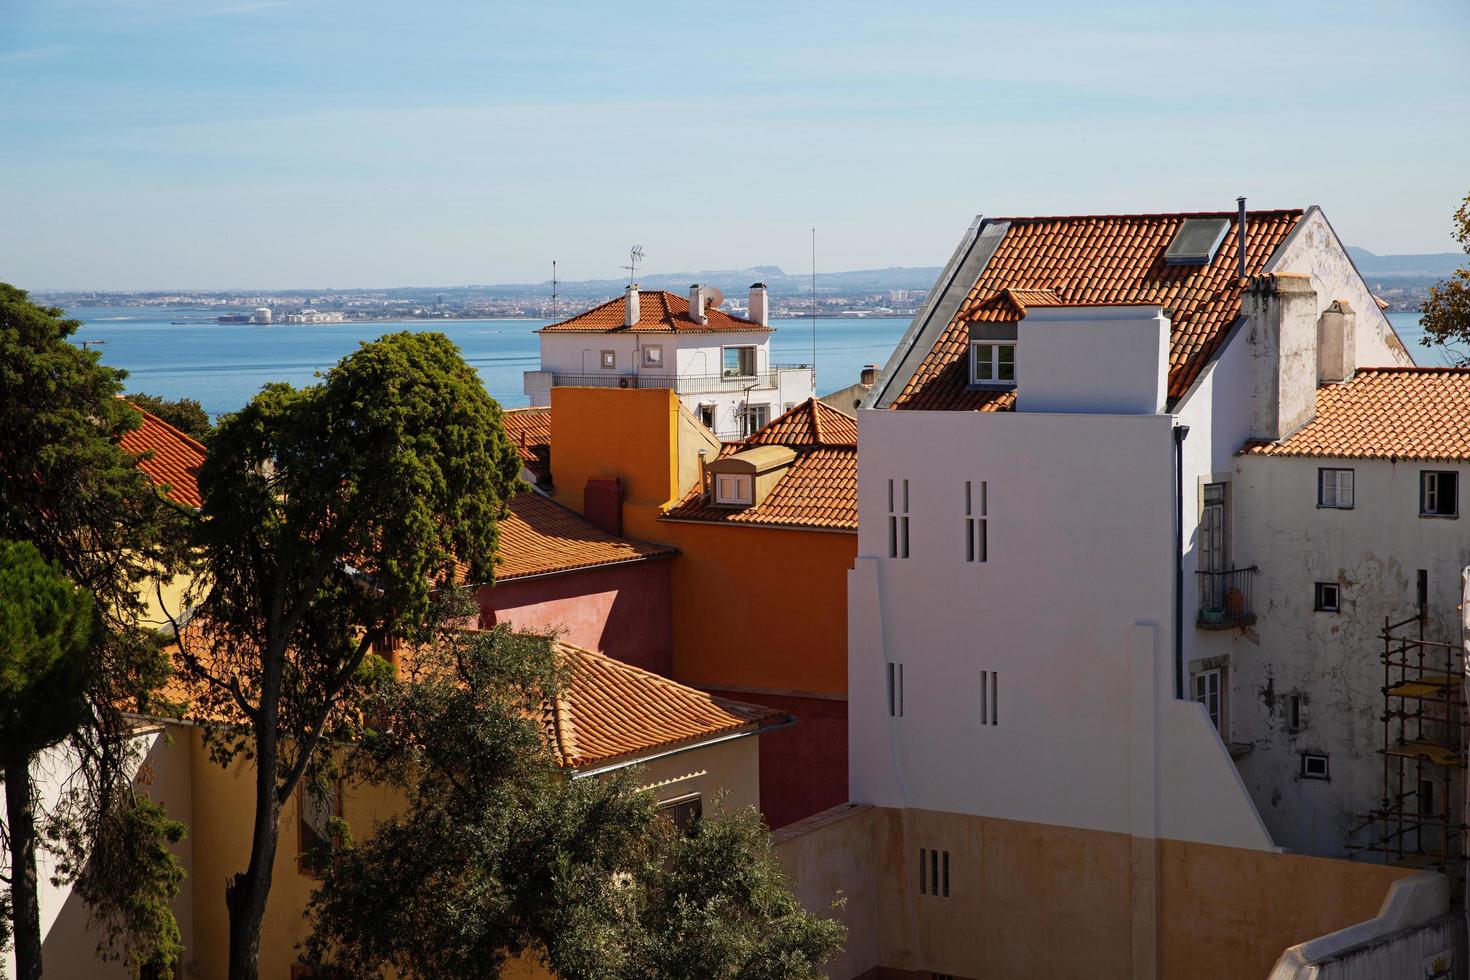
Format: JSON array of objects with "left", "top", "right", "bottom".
[
  {"left": 893, "top": 209, "right": 1304, "bottom": 410},
  {"left": 1243, "top": 368, "right": 1470, "bottom": 462},
  {"left": 501, "top": 406, "right": 552, "bottom": 483},
  {"left": 537, "top": 290, "right": 769, "bottom": 335},
  {"left": 470, "top": 490, "right": 676, "bottom": 583},
  {"left": 662, "top": 399, "right": 857, "bottom": 531},
  {"left": 119, "top": 403, "right": 206, "bottom": 508},
  {"left": 542, "top": 641, "right": 787, "bottom": 769}
]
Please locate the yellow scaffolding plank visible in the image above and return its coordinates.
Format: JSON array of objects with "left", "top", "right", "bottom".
[
  {"left": 1383, "top": 739, "right": 1463, "bottom": 766},
  {"left": 1387, "top": 674, "right": 1462, "bottom": 699}
]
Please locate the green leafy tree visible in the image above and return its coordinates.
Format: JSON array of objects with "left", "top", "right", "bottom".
[
  {"left": 303, "top": 614, "right": 845, "bottom": 980},
  {"left": 0, "top": 540, "right": 97, "bottom": 980},
  {"left": 124, "top": 392, "right": 214, "bottom": 443},
  {"left": 0, "top": 284, "right": 188, "bottom": 974},
  {"left": 176, "top": 332, "right": 522, "bottom": 980},
  {"left": 1421, "top": 191, "right": 1470, "bottom": 361}
]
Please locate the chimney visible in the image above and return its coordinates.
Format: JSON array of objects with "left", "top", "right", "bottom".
[
  {"left": 689, "top": 283, "right": 708, "bottom": 325},
  {"left": 1317, "top": 300, "right": 1357, "bottom": 385},
  {"left": 1245, "top": 273, "right": 1319, "bottom": 441},
  {"left": 748, "top": 282, "right": 769, "bottom": 327},
  {"left": 582, "top": 477, "right": 624, "bottom": 536},
  {"left": 860, "top": 364, "right": 879, "bottom": 386},
  {"left": 624, "top": 283, "right": 640, "bottom": 327},
  {"left": 1236, "top": 196, "right": 1248, "bottom": 284}
]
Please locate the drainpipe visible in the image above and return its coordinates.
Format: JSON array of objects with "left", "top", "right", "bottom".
[{"left": 1173, "top": 424, "right": 1190, "bottom": 700}]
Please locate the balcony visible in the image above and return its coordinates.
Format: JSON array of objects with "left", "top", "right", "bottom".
[
  {"left": 542, "top": 364, "right": 812, "bottom": 397},
  {"left": 1196, "top": 566, "right": 1258, "bottom": 630}
]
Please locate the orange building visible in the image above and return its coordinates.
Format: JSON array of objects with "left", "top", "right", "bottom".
[{"left": 545, "top": 387, "right": 856, "bottom": 827}]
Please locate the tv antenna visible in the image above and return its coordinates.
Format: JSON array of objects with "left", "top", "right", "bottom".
[
  {"left": 622, "top": 245, "right": 645, "bottom": 286},
  {"left": 551, "top": 259, "right": 558, "bottom": 322}
]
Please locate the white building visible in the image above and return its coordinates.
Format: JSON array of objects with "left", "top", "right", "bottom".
[
  {"left": 283, "top": 308, "right": 344, "bottom": 323},
  {"left": 852, "top": 205, "right": 1420, "bottom": 866},
  {"left": 523, "top": 283, "right": 814, "bottom": 439},
  {"left": 251, "top": 307, "right": 272, "bottom": 324}
]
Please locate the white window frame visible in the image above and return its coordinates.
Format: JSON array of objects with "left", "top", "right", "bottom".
[
  {"left": 1420, "top": 470, "right": 1459, "bottom": 518},
  {"left": 1317, "top": 467, "right": 1354, "bottom": 509},
  {"left": 722, "top": 345, "right": 758, "bottom": 379},
  {"left": 1193, "top": 668, "right": 1222, "bottom": 732},
  {"left": 1314, "top": 581, "right": 1340, "bottom": 612},
  {"left": 968, "top": 340, "right": 1016, "bottom": 387},
  {"left": 642, "top": 344, "right": 663, "bottom": 368},
  {"left": 713, "top": 472, "right": 753, "bottom": 506},
  {"left": 600, "top": 349, "right": 616, "bottom": 370},
  {"left": 1301, "top": 753, "right": 1330, "bottom": 780},
  {"left": 738, "top": 402, "right": 770, "bottom": 437}
]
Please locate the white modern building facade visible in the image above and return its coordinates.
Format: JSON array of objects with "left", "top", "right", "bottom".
[{"left": 524, "top": 283, "right": 814, "bottom": 439}]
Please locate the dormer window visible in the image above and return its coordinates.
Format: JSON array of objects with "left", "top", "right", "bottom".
[
  {"left": 970, "top": 341, "right": 1015, "bottom": 387},
  {"left": 714, "top": 473, "right": 753, "bottom": 506}
]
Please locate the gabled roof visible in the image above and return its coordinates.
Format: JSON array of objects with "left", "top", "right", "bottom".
[
  {"left": 746, "top": 397, "right": 858, "bottom": 448},
  {"left": 501, "top": 406, "right": 552, "bottom": 484},
  {"left": 543, "top": 641, "right": 787, "bottom": 770},
  {"left": 119, "top": 403, "right": 206, "bottom": 508},
  {"left": 465, "top": 489, "right": 676, "bottom": 584},
  {"left": 1243, "top": 368, "right": 1470, "bottom": 463},
  {"left": 661, "top": 398, "right": 857, "bottom": 532},
  {"left": 887, "top": 209, "right": 1305, "bottom": 411},
  {"left": 537, "top": 290, "right": 769, "bottom": 335}
]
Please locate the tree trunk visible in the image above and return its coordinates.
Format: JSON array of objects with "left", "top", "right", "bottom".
[
  {"left": 5, "top": 751, "right": 43, "bottom": 980},
  {"left": 224, "top": 751, "right": 283, "bottom": 980}
]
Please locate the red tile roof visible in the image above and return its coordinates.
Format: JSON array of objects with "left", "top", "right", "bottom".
[
  {"left": 487, "top": 490, "right": 676, "bottom": 582},
  {"left": 891, "top": 209, "right": 1305, "bottom": 411},
  {"left": 661, "top": 399, "right": 857, "bottom": 532},
  {"left": 543, "top": 641, "right": 787, "bottom": 769},
  {"left": 537, "top": 290, "right": 769, "bottom": 334},
  {"left": 119, "top": 403, "right": 206, "bottom": 508},
  {"left": 501, "top": 406, "right": 552, "bottom": 484},
  {"left": 1243, "top": 368, "right": 1470, "bottom": 462}
]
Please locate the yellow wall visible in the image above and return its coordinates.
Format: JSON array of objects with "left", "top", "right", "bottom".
[{"left": 549, "top": 387, "right": 683, "bottom": 518}]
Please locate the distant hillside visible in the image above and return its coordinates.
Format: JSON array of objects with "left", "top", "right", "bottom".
[
  {"left": 477, "top": 265, "right": 944, "bottom": 300},
  {"left": 1347, "top": 247, "right": 1462, "bottom": 280}
]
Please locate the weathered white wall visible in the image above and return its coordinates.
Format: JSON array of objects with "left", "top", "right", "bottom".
[
  {"left": 1016, "top": 305, "right": 1169, "bottom": 415},
  {"left": 850, "top": 408, "right": 1272, "bottom": 849},
  {"left": 1223, "top": 455, "right": 1470, "bottom": 856},
  {"left": 1266, "top": 208, "right": 1414, "bottom": 369}
]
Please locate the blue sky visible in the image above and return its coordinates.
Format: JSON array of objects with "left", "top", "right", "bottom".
[{"left": 2, "top": 0, "right": 1467, "bottom": 290}]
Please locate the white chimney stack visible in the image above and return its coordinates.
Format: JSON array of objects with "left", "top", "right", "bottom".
[
  {"left": 625, "top": 283, "right": 640, "bottom": 327},
  {"left": 748, "top": 282, "right": 769, "bottom": 327},
  {"left": 689, "top": 283, "right": 708, "bottom": 325}
]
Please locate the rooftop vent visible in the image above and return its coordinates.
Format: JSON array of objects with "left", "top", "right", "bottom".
[{"left": 1163, "top": 217, "right": 1231, "bottom": 266}]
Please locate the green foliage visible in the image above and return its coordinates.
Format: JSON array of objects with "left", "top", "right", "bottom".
[
  {"left": 179, "top": 332, "right": 522, "bottom": 977},
  {"left": 124, "top": 392, "right": 214, "bottom": 443},
  {"left": 0, "top": 540, "right": 97, "bottom": 759},
  {"left": 1421, "top": 192, "right": 1470, "bottom": 361},
  {"left": 304, "top": 607, "right": 844, "bottom": 980}
]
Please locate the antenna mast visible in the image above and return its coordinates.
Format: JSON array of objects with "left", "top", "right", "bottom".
[
  {"left": 551, "top": 260, "right": 558, "bottom": 322},
  {"left": 622, "top": 245, "right": 645, "bottom": 287},
  {"left": 811, "top": 227, "right": 817, "bottom": 386}
]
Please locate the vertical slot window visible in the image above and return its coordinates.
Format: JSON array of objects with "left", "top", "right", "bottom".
[
  {"left": 887, "top": 662, "right": 904, "bottom": 718},
  {"left": 980, "top": 670, "right": 998, "bottom": 726},
  {"left": 918, "top": 848, "right": 951, "bottom": 897},
  {"left": 965, "top": 480, "right": 988, "bottom": 563}
]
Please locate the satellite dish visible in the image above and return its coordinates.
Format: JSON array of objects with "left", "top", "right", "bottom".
[{"left": 705, "top": 286, "right": 725, "bottom": 309}]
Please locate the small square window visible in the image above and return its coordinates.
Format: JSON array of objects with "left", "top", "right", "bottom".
[
  {"left": 600, "top": 350, "right": 616, "bottom": 370},
  {"left": 970, "top": 341, "right": 1016, "bottom": 387},
  {"left": 722, "top": 346, "right": 757, "bottom": 378},
  {"left": 713, "top": 473, "right": 753, "bottom": 506},
  {"left": 1420, "top": 471, "right": 1458, "bottom": 517},
  {"left": 657, "top": 793, "right": 702, "bottom": 834},
  {"left": 643, "top": 344, "right": 663, "bottom": 367},
  {"left": 1318, "top": 468, "right": 1354, "bottom": 509},
  {"left": 1301, "top": 753, "right": 1330, "bottom": 780},
  {"left": 1314, "top": 582, "right": 1340, "bottom": 612}
]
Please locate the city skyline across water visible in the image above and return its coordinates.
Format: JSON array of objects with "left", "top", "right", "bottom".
[{"left": 66, "top": 306, "right": 1449, "bottom": 420}]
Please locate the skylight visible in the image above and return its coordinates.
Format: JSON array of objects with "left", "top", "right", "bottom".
[{"left": 1163, "top": 218, "right": 1231, "bottom": 266}]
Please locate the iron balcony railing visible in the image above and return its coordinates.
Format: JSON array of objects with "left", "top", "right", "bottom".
[
  {"left": 1196, "top": 566, "right": 1258, "bottom": 629},
  {"left": 548, "top": 364, "right": 812, "bottom": 396}
]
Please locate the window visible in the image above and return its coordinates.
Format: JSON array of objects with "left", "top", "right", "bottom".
[
  {"left": 1301, "top": 753, "right": 1330, "bottom": 780},
  {"left": 965, "top": 481, "right": 988, "bottom": 563},
  {"left": 970, "top": 341, "right": 1016, "bottom": 386},
  {"left": 298, "top": 779, "right": 343, "bottom": 876},
  {"left": 738, "top": 403, "right": 770, "bottom": 437},
  {"left": 1318, "top": 468, "right": 1354, "bottom": 508},
  {"left": 714, "top": 472, "right": 753, "bottom": 506},
  {"left": 980, "top": 670, "right": 998, "bottom": 726},
  {"left": 1420, "top": 779, "right": 1436, "bottom": 817},
  {"left": 1314, "top": 582, "right": 1340, "bottom": 612},
  {"left": 1289, "top": 694, "right": 1303, "bottom": 732},
  {"left": 1193, "top": 669, "right": 1221, "bottom": 731},
  {"left": 1421, "top": 471, "right": 1459, "bottom": 517},
  {"left": 887, "top": 662, "right": 904, "bottom": 717},
  {"left": 918, "top": 848, "right": 950, "bottom": 897},
  {"left": 600, "top": 349, "right": 616, "bottom": 370},
  {"left": 697, "top": 403, "right": 716, "bottom": 430},
  {"left": 887, "top": 479, "right": 910, "bottom": 559},
  {"left": 657, "top": 793, "right": 702, "bottom": 834},
  {"left": 643, "top": 344, "right": 663, "bottom": 367},
  {"left": 722, "top": 345, "right": 757, "bottom": 378}
]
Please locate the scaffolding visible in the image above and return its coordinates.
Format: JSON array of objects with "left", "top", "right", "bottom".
[{"left": 1347, "top": 589, "right": 1468, "bottom": 875}]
